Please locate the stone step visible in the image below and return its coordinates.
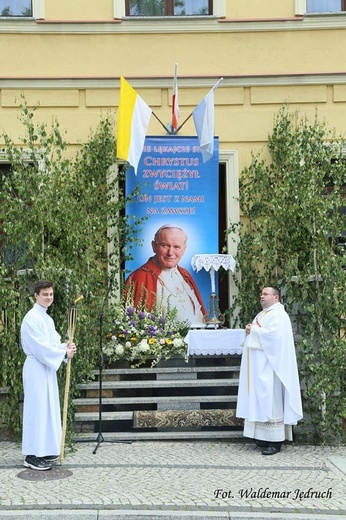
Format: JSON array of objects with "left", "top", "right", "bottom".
[
  {"left": 75, "top": 411, "right": 133, "bottom": 421},
  {"left": 74, "top": 408, "right": 240, "bottom": 423},
  {"left": 77, "top": 378, "right": 239, "bottom": 391},
  {"left": 73, "top": 359, "right": 241, "bottom": 441},
  {"left": 74, "top": 429, "right": 243, "bottom": 442},
  {"left": 92, "top": 365, "right": 240, "bottom": 377},
  {"left": 73, "top": 395, "right": 237, "bottom": 407}
]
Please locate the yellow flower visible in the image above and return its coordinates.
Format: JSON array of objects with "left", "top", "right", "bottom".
[
  {"left": 148, "top": 338, "right": 155, "bottom": 344},
  {"left": 165, "top": 339, "right": 172, "bottom": 345}
]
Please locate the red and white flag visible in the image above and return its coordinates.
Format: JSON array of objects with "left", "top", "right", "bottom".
[{"left": 172, "top": 63, "right": 180, "bottom": 132}]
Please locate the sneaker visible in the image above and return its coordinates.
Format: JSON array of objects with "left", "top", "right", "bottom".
[
  {"left": 23, "top": 455, "right": 52, "bottom": 471},
  {"left": 43, "top": 455, "right": 59, "bottom": 462}
]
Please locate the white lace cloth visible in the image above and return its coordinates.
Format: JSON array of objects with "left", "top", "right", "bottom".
[
  {"left": 191, "top": 254, "right": 236, "bottom": 273},
  {"left": 184, "top": 329, "right": 244, "bottom": 356},
  {"left": 191, "top": 254, "right": 236, "bottom": 293}
]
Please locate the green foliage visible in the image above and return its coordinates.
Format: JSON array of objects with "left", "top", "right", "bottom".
[
  {"left": 0, "top": 98, "right": 143, "bottom": 441},
  {"left": 1, "top": 7, "right": 12, "bottom": 16},
  {"left": 227, "top": 107, "right": 346, "bottom": 443}
]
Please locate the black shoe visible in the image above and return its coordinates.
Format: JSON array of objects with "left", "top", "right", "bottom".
[
  {"left": 255, "top": 440, "right": 269, "bottom": 448},
  {"left": 23, "top": 455, "right": 52, "bottom": 471},
  {"left": 261, "top": 446, "right": 281, "bottom": 456},
  {"left": 43, "top": 455, "right": 59, "bottom": 462}
]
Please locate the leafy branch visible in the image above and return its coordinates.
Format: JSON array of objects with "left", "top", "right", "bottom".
[
  {"left": 0, "top": 99, "right": 143, "bottom": 440},
  {"left": 227, "top": 107, "right": 346, "bottom": 443}
]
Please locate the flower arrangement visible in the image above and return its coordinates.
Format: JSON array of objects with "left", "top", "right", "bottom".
[{"left": 103, "top": 293, "right": 190, "bottom": 367}]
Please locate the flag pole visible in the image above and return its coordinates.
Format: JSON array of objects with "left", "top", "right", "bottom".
[
  {"left": 175, "top": 112, "right": 193, "bottom": 134},
  {"left": 152, "top": 111, "right": 172, "bottom": 134},
  {"left": 212, "top": 77, "right": 224, "bottom": 91},
  {"left": 172, "top": 63, "right": 179, "bottom": 132}
]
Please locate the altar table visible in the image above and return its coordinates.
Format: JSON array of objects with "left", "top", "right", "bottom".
[{"left": 184, "top": 328, "right": 244, "bottom": 356}]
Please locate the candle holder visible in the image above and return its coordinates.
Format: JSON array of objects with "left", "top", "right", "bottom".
[
  {"left": 191, "top": 254, "right": 236, "bottom": 329},
  {"left": 206, "top": 292, "right": 225, "bottom": 328}
]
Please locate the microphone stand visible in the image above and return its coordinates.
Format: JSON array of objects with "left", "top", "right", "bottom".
[{"left": 93, "top": 277, "right": 132, "bottom": 454}]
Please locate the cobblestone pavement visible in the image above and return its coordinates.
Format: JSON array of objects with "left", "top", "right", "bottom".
[{"left": 0, "top": 440, "right": 345, "bottom": 519}]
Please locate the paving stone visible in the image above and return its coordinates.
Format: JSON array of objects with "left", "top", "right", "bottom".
[{"left": 0, "top": 440, "right": 345, "bottom": 519}]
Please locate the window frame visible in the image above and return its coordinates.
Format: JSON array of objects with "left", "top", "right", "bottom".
[
  {"left": 219, "top": 150, "right": 239, "bottom": 319},
  {"left": 33, "top": 0, "right": 44, "bottom": 18},
  {"left": 115, "top": 0, "right": 225, "bottom": 19}
]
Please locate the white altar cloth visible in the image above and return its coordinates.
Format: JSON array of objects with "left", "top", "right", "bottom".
[{"left": 185, "top": 329, "right": 244, "bottom": 356}]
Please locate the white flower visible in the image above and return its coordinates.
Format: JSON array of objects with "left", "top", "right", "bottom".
[
  {"left": 138, "top": 339, "right": 150, "bottom": 352},
  {"left": 173, "top": 337, "right": 184, "bottom": 347},
  {"left": 115, "top": 344, "right": 125, "bottom": 356}
]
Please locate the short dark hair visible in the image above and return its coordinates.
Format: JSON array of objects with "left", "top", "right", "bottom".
[
  {"left": 34, "top": 280, "right": 54, "bottom": 295},
  {"left": 266, "top": 285, "right": 280, "bottom": 298}
]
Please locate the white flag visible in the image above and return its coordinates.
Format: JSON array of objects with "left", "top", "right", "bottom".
[{"left": 192, "top": 78, "right": 223, "bottom": 163}]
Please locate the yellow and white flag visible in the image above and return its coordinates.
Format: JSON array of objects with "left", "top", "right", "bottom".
[{"left": 116, "top": 76, "right": 152, "bottom": 174}]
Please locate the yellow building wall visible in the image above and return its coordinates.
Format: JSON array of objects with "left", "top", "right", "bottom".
[
  {"left": 1, "top": 1, "right": 346, "bottom": 183},
  {"left": 44, "top": 0, "right": 114, "bottom": 21},
  {"left": 227, "top": 0, "right": 296, "bottom": 19},
  {"left": 2, "top": 83, "right": 344, "bottom": 182},
  {"left": 2, "top": 29, "right": 346, "bottom": 78}
]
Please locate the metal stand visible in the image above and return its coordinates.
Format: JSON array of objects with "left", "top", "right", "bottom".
[
  {"left": 93, "top": 290, "right": 132, "bottom": 454},
  {"left": 204, "top": 292, "right": 225, "bottom": 329}
]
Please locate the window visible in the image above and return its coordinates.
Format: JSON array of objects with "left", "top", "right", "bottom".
[
  {"left": 306, "top": 0, "right": 346, "bottom": 13},
  {"left": 0, "top": 0, "right": 32, "bottom": 17},
  {"left": 125, "top": 0, "right": 212, "bottom": 16}
]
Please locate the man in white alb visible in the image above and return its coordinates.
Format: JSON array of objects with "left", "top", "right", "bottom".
[
  {"left": 125, "top": 225, "right": 207, "bottom": 326},
  {"left": 236, "top": 286, "right": 303, "bottom": 455},
  {"left": 21, "top": 280, "right": 77, "bottom": 470}
]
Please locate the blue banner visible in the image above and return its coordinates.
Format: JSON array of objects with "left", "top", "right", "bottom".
[{"left": 125, "top": 136, "right": 219, "bottom": 325}]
